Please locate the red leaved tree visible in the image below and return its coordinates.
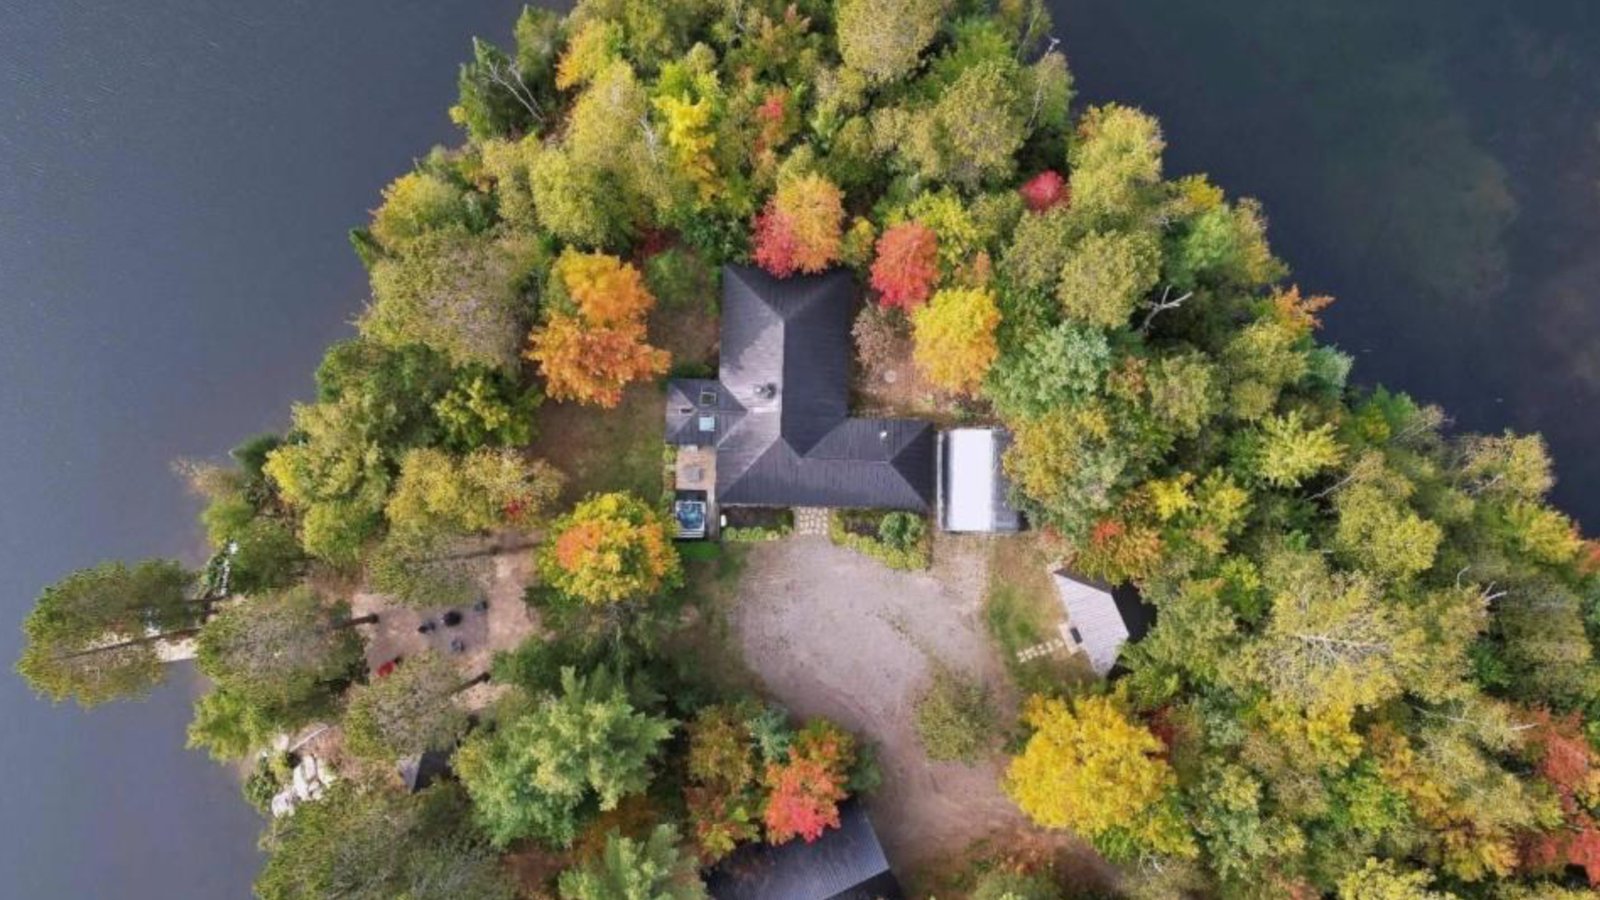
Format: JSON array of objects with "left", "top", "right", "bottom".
[
  {"left": 1522, "top": 708, "right": 1600, "bottom": 886},
  {"left": 753, "top": 174, "right": 844, "bottom": 278},
  {"left": 870, "top": 222, "right": 939, "bottom": 311},
  {"left": 1019, "top": 170, "right": 1068, "bottom": 212},
  {"left": 762, "top": 720, "right": 855, "bottom": 844}
]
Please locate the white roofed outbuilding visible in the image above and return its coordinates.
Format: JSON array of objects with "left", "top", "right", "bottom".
[{"left": 939, "top": 427, "right": 1023, "bottom": 533}]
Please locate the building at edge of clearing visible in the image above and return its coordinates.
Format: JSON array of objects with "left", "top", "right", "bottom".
[{"left": 665, "top": 265, "right": 1023, "bottom": 534}]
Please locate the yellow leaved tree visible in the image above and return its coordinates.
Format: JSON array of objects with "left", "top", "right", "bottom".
[{"left": 1004, "top": 694, "right": 1195, "bottom": 857}]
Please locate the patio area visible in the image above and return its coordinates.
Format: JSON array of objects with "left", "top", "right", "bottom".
[{"left": 350, "top": 538, "right": 540, "bottom": 711}]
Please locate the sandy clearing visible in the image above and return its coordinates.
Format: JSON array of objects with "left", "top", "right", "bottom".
[{"left": 728, "top": 534, "right": 1036, "bottom": 871}]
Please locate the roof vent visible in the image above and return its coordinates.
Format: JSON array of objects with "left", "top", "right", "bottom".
[
  {"left": 879, "top": 429, "right": 889, "bottom": 441},
  {"left": 754, "top": 382, "right": 777, "bottom": 400}
]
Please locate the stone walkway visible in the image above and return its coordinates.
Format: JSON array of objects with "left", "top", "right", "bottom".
[{"left": 793, "top": 506, "right": 830, "bottom": 535}]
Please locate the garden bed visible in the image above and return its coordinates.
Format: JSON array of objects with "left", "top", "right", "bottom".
[
  {"left": 720, "top": 506, "right": 793, "bottom": 543},
  {"left": 828, "top": 509, "right": 931, "bottom": 570}
]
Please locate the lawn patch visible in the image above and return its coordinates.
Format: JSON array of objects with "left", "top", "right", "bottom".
[
  {"left": 984, "top": 535, "right": 1090, "bottom": 695},
  {"left": 528, "top": 382, "right": 667, "bottom": 505}
]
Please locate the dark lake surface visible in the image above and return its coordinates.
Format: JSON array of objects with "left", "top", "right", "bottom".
[
  {"left": 0, "top": 0, "right": 1595, "bottom": 896},
  {"left": 0, "top": 1, "right": 523, "bottom": 896},
  {"left": 1055, "top": 0, "right": 1600, "bottom": 526}
]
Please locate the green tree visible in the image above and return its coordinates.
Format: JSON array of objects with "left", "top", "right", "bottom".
[
  {"left": 361, "top": 229, "right": 537, "bottom": 371},
  {"left": 986, "top": 321, "right": 1111, "bottom": 417},
  {"left": 1252, "top": 410, "right": 1344, "bottom": 489},
  {"left": 1066, "top": 104, "right": 1165, "bottom": 232},
  {"left": 971, "top": 866, "right": 1061, "bottom": 900},
  {"left": 836, "top": 0, "right": 940, "bottom": 86},
  {"left": 366, "top": 529, "right": 483, "bottom": 608},
  {"left": 558, "top": 825, "right": 707, "bottom": 900},
  {"left": 195, "top": 586, "right": 369, "bottom": 721},
  {"left": 1243, "top": 552, "right": 1428, "bottom": 713},
  {"left": 450, "top": 9, "right": 561, "bottom": 142},
  {"left": 344, "top": 652, "right": 474, "bottom": 760},
  {"left": 456, "top": 667, "right": 674, "bottom": 847},
  {"left": 434, "top": 367, "right": 542, "bottom": 450},
  {"left": 1056, "top": 229, "right": 1163, "bottom": 329},
  {"left": 904, "top": 59, "right": 1028, "bottom": 188},
  {"left": 186, "top": 687, "right": 275, "bottom": 761},
  {"left": 1333, "top": 479, "right": 1443, "bottom": 580},
  {"left": 16, "top": 559, "right": 200, "bottom": 706},
  {"left": 1337, "top": 859, "right": 1459, "bottom": 900},
  {"left": 385, "top": 447, "right": 563, "bottom": 536},
  {"left": 256, "top": 781, "right": 516, "bottom": 900},
  {"left": 1146, "top": 352, "right": 1220, "bottom": 439}
]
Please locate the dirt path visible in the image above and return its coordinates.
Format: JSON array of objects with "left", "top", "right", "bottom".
[{"left": 729, "top": 535, "right": 1034, "bottom": 872}]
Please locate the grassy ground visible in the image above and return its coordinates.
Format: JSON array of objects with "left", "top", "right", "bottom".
[
  {"left": 660, "top": 543, "right": 762, "bottom": 701},
  {"left": 983, "top": 535, "right": 1094, "bottom": 696},
  {"left": 528, "top": 382, "right": 668, "bottom": 505}
]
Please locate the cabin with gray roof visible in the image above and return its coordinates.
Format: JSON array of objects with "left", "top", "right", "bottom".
[
  {"left": 705, "top": 800, "right": 903, "bottom": 900},
  {"left": 666, "top": 266, "right": 936, "bottom": 513},
  {"left": 1052, "top": 571, "right": 1156, "bottom": 677}
]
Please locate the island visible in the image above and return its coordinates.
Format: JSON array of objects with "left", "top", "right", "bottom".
[{"left": 17, "top": 0, "right": 1600, "bottom": 898}]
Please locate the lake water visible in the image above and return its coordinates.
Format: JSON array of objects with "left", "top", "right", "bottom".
[
  {"left": 0, "top": 1, "right": 1595, "bottom": 896},
  {"left": 0, "top": 1, "right": 523, "bottom": 896}
]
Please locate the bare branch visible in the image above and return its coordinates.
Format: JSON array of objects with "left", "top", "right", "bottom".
[{"left": 1139, "top": 285, "right": 1193, "bottom": 334}]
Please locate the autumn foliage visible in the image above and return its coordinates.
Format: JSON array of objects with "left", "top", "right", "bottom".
[
  {"left": 1019, "top": 169, "right": 1068, "bottom": 212},
  {"left": 763, "top": 720, "right": 855, "bottom": 844},
  {"left": 1006, "top": 695, "right": 1193, "bottom": 857},
  {"left": 1522, "top": 710, "right": 1600, "bottom": 886},
  {"left": 911, "top": 287, "right": 1001, "bottom": 393},
  {"left": 526, "top": 251, "right": 669, "bottom": 408},
  {"left": 753, "top": 174, "right": 845, "bottom": 278},
  {"left": 540, "top": 492, "right": 682, "bottom": 604},
  {"left": 869, "top": 222, "right": 940, "bottom": 310}
]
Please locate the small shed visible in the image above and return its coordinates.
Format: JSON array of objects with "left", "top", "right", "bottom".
[
  {"left": 706, "top": 800, "right": 903, "bottom": 900},
  {"left": 1052, "top": 571, "right": 1155, "bottom": 677},
  {"left": 938, "top": 428, "right": 1022, "bottom": 533}
]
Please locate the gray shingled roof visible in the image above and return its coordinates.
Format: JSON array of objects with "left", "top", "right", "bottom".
[
  {"left": 1053, "top": 571, "right": 1156, "bottom": 677},
  {"left": 667, "top": 265, "right": 935, "bottom": 511},
  {"left": 705, "top": 800, "right": 903, "bottom": 900}
]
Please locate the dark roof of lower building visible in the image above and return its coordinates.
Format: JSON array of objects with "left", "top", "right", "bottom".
[
  {"left": 667, "top": 265, "right": 935, "bottom": 511},
  {"left": 398, "top": 749, "right": 452, "bottom": 793},
  {"left": 705, "top": 800, "right": 903, "bottom": 900}
]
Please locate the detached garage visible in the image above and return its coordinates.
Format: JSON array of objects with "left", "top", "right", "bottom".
[{"left": 938, "top": 428, "right": 1023, "bottom": 533}]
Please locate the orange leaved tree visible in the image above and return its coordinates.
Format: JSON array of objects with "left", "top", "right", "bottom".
[
  {"left": 526, "top": 250, "right": 669, "bottom": 408},
  {"left": 538, "top": 492, "right": 682, "bottom": 604},
  {"left": 753, "top": 174, "right": 844, "bottom": 278},
  {"left": 869, "top": 222, "right": 939, "bottom": 311}
]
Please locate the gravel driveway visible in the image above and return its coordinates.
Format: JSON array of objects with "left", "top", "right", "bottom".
[{"left": 729, "top": 534, "right": 1032, "bottom": 870}]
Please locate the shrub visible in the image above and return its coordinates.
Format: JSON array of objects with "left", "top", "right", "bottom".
[
  {"left": 828, "top": 510, "right": 930, "bottom": 570},
  {"left": 914, "top": 667, "right": 997, "bottom": 763}
]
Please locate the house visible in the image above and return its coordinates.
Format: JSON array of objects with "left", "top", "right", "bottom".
[
  {"left": 1051, "top": 571, "right": 1156, "bottom": 677},
  {"left": 666, "top": 265, "right": 936, "bottom": 514},
  {"left": 938, "top": 427, "right": 1023, "bottom": 533},
  {"left": 705, "top": 800, "right": 904, "bottom": 900}
]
